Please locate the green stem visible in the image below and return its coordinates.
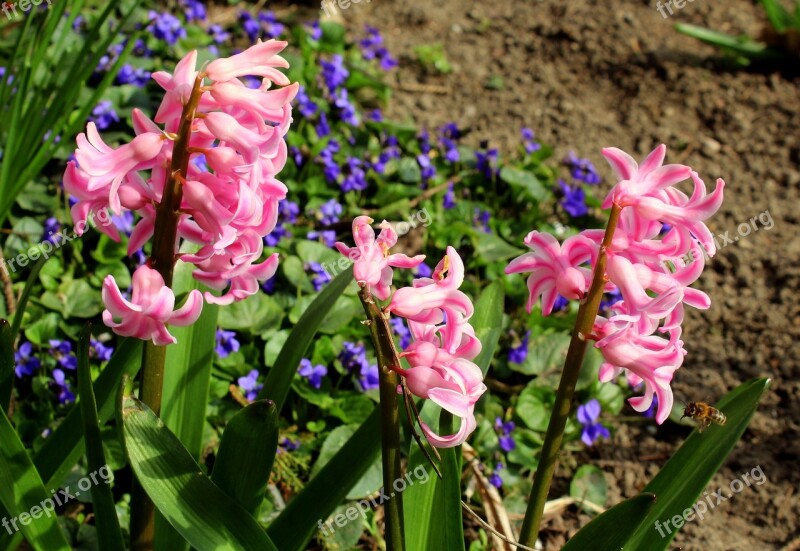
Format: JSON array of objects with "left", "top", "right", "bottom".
[
  {"left": 130, "top": 75, "right": 204, "bottom": 551},
  {"left": 519, "top": 204, "right": 622, "bottom": 546},
  {"left": 358, "top": 287, "right": 405, "bottom": 551}
]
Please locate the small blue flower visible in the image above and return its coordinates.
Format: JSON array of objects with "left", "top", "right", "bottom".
[
  {"left": 359, "top": 26, "right": 397, "bottom": 70},
  {"left": 147, "top": 11, "right": 186, "bottom": 45},
  {"left": 473, "top": 209, "right": 491, "bottom": 233},
  {"left": 488, "top": 462, "right": 504, "bottom": 488},
  {"left": 558, "top": 180, "right": 588, "bottom": 218},
  {"left": 414, "top": 263, "right": 433, "bottom": 279},
  {"left": 42, "top": 217, "right": 61, "bottom": 244},
  {"left": 306, "top": 262, "right": 332, "bottom": 291},
  {"left": 318, "top": 198, "right": 342, "bottom": 226},
  {"left": 521, "top": 127, "right": 541, "bottom": 154},
  {"left": 552, "top": 295, "right": 570, "bottom": 312},
  {"left": 280, "top": 201, "right": 300, "bottom": 224},
  {"left": 358, "top": 362, "right": 379, "bottom": 391},
  {"left": 495, "top": 417, "right": 516, "bottom": 452},
  {"left": 295, "top": 85, "right": 318, "bottom": 118},
  {"left": 306, "top": 21, "right": 322, "bottom": 41},
  {"left": 334, "top": 89, "right": 359, "bottom": 126},
  {"left": 281, "top": 437, "right": 300, "bottom": 451},
  {"left": 564, "top": 152, "right": 602, "bottom": 185},
  {"left": 261, "top": 276, "right": 277, "bottom": 295},
  {"left": 367, "top": 109, "right": 383, "bottom": 122},
  {"left": 216, "top": 329, "right": 241, "bottom": 359},
  {"left": 417, "top": 154, "right": 436, "bottom": 183},
  {"left": 181, "top": 0, "right": 206, "bottom": 22},
  {"left": 341, "top": 157, "right": 367, "bottom": 192},
  {"left": 418, "top": 130, "right": 432, "bottom": 154},
  {"left": 89, "top": 100, "right": 119, "bottom": 131},
  {"left": 258, "top": 11, "right": 285, "bottom": 39},
  {"left": 49, "top": 340, "right": 77, "bottom": 371},
  {"left": 320, "top": 54, "right": 349, "bottom": 93},
  {"left": 14, "top": 342, "right": 40, "bottom": 378},
  {"left": 115, "top": 64, "right": 151, "bottom": 87},
  {"left": 508, "top": 331, "right": 530, "bottom": 364},
  {"left": 52, "top": 369, "right": 75, "bottom": 405},
  {"left": 237, "top": 369, "right": 262, "bottom": 401},
  {"left": 390, "top": 318, "right": 412, "bottom": 349},
  {"left": 475, "top": 148, "right": 499, "bottom": 179},
  {"left": 316, "top": 112, "right": 331, "bottom": 138},
  {"left": 90, "top": 339, "right": 114, "bottom": 362},
  {"left": 298, "top": 358, "right": 327, "bottom": 389},
  {"left": 577, "top": 399, "right": 610, "bottom": 446},
  {"left": 307, "top": 230, "right": 337, "bottom": 248},
  {"left": 599, "top": 288, "right": 623, "bottom": 315},
  {"left": 239, "top": 11, "right": 261, "bottom": 43},
  {"left": 111, "top": 210, "right": 135, "bottom": 236},
  {"left": 208, "top": 23, "right": 230, "bottom": 44}
]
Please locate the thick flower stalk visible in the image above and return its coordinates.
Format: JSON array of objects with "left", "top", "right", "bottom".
[
  {"left": 64, "top": 40, "right": 298, "bottom": 550},
  {"left": 337, "top": 218, "right": 485, "bottom": 550},
  {"left": 507, "top": 144, "right": 725, "bottom": 544}
]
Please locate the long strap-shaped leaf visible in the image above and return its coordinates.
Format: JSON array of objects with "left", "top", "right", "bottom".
[
  {"left": 120, "top": 395, "right": 278, "bottom": 551},
  {"left": 210, "top": 400, "right": 279, "bottom": 515},
  {"left": 0, "top": 410, "right": 71, "bottom": 550},
  {"left": 155, "top": 266, "right": 219, "bottom": 551},
  {"left": 76, "top": 326, "right": 125, "bottom": 551},
  {"left": 257, "top": 266, "right": 353, "bottom": 410}
]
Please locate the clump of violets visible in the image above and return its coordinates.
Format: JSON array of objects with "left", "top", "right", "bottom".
[
  {"left": 64, "top": 40, "right": 299, "bottom": 346},
  {"left": 336, "top": 217, "right": 486, "bottom": 448},
  {"left": 507, "top": 145, "right": 725, "bottom": 424},
  {"left": 495, "top": 417, "right": 516, "bottom": 452}
]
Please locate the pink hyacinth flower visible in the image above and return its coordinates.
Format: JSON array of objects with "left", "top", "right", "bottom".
[
  {"left": 335, "top": 216, "right": 425, "bottom": 300},
  {"left": 504, "top": 231, "right": 598, "bottom": 315},
  {"left": 102, "top": 266, "right": 203, "bottom": 346},
  {"left": 602, "top": 145, "right": 724, "bottom": 256},
  {"left": 205, "top": 39, "right": 291, "bottom": 84},
  {"left": 593, "top": 316, "right": 686, "bottom": 424}
]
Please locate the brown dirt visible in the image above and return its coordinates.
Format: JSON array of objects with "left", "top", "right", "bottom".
[
  {"left": 283, "top": 0, "right": 800, "bottom": 548},
  {"left": 334, "top": 0, "right": 800, "bottom": 549}
]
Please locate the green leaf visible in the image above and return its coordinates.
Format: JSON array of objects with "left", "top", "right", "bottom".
[
  {"left": 0, "top": 320, "right": 12, "bottom": 413},
  {"left": 569, "top": 465, "right": 607, "bottom": 513},
  {"left": 311, "top": 425, "right": 382, "bottom": 500},
  {"left": 759, "top": 0, "right": 796, "bottom": 32},
  {"left": 471, "top": 281, "right": 505, "bottom": 376},
  {"left": 0, "top": 410, "right": 71, "bottom": 551},
  {"left": 474, "top": 232, "right": 525, "bottom": 263},
  {"left": 267, "top": 408, "right": 380, "bottom": 551},
  {"left": 500, "top": 166, "right": 548, "bottom": 201},
  {"left": 404, "top": 411, "right": 464, "bottom": 550},
  {"left": 257, "top": 266, "right": 354, "bottom": 410},
  {"left": 155, "top": 265, "right": 219, "bottom": 551},
  {"left": 76, "top": 326, "right": 125, "bottom": 551},
  {"left": 517, "top": 383, "right": 556, "bottom": 432},
  {"left": 121, "top": 395, "right": 278, "bottom": 551},
  {"left": 10, "top": 254, "right": 49, "bottom": 339},
  {"left": 210, "top": 400, "right": 279, "bottom": 515},
  {"left": 674, "top": 24, "right": 786, "bottom": 62},
  {"left": 511, "top": 332, "right": 571, "bottom": 376},
  {"left": 620, "top": 378, "right": 770, "bottom": 549},
  {"left": 562, "top": 494, "right": 657, "bottom": 551}
]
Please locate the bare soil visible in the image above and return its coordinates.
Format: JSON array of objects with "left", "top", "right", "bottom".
[{"left": 288, "top": 0, "right": 800, "bottom": 548}]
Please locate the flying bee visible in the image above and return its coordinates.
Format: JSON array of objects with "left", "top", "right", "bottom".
[{"left": 681, "top": 401, "right": 727, "bottom": 432}]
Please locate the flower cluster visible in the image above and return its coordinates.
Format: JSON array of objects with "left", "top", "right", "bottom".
[
  {"left": 507, "top": 145, "right": 725, "bottom": 424},
  {"left": 64, "top": 40, "right": 299, "bottom": 346},
  {"left": 337, "top": 218, "right": 486, "bottom": 447}
]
